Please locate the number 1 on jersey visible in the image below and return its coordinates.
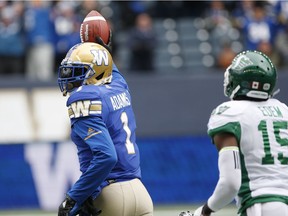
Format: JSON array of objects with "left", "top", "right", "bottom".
[
  {"left": 258, "top": 120, "right": 274, "bottom": 164},
  {"left": 121, "top": 112, "right": 136, "bottom": 154}
]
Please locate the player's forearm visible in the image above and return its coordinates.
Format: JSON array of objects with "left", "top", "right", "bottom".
[
  {"left": 207, "top": 147, "right": 241, "bottom": 212},
  {"left": 68, "top": 150, "right": 117, "bottom": 204}
]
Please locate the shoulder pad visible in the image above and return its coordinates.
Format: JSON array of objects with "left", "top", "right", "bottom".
[
  {"left": 67, "top": 85, "right": 101, "bottom": 106},
  {"left": 67, "top": 85, "right": 103, "bottom": 119},
  {"left": 210, "top": 101, "right": 248, "bottom": 117},
  {"left": 207, "top": 101, "right": 249, "bottom": 141}
]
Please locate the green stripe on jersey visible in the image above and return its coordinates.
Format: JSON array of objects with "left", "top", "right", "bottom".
[{"left": 237, "top": 149, "right": 252, "bottom": 214}]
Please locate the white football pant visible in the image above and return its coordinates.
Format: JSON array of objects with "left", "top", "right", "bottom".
[{"left": 246, "top": 202, "right": 288, "bottom": 216}]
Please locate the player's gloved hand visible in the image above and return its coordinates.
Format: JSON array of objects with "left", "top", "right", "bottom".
[
  {"left": 179, "top": 210, "right": 193, "bottom": 216},
  {"left": 107, "top": 29, "right": 112, "bottom": 48},
  {"left": 95, "top": 34, "right": 112, "bottom": 55},
  {"left": 78, "top": 197, "right": 102, "bottom": 216},
  {"left": 194, "top": 203, "right": 214, "bottom": 216},
  {"left": 58, "top": 195, "right": 76, "bottom": 216}
]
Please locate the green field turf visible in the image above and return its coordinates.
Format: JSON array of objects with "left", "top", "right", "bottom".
[{"left": 0, "top": 204, "right": 238, "bottom": 216}]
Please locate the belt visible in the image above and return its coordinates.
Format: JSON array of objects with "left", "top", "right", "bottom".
[
  {"left": 106, "top": 179, "right": 117, "bottom": 184},
  {"left": 105, "top": 178, "right": 136, "bottom": 186}
]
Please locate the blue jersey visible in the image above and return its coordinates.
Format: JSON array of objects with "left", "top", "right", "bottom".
[{"left": 66, "top": 72, "right": 141, "bottom": 205}]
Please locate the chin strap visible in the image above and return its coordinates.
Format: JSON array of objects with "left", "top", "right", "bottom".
[
  {"left": 229, "top": 85, "right": 240, "bottom": 100},
  {"left": 271, "top": 88, "right": 280, "bottom": 98}
]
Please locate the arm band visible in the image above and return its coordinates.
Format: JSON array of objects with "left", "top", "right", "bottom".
[
  {"left": 207, "top": 147, "right": 241, "bottom": 212},
  {"left": 202, "top": 203, "right": 214, "bottom": 214}
]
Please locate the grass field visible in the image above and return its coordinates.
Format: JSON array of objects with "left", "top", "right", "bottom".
[{"left": 0, "top": 205, "right": 238, "bottom": 216}]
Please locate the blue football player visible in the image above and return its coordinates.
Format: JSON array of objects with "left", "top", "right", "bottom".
[{"left": 57, "top": 42, "right": 153, "bottom": 216}]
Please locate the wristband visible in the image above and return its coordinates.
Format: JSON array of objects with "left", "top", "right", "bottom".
[{"left": 202, "top": 203, "right": 214, "bottom": 214}]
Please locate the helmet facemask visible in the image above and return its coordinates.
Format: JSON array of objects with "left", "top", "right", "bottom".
[
  {"left": 223, "top": 65, "right": 231, "bottom": 97},
  {"left": 58, "top": 63, "right": 91, "bottom": 96}
]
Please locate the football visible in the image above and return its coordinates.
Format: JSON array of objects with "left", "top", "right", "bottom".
[{"left": 80, "top": 10, "right": 110, "bottom": 44}]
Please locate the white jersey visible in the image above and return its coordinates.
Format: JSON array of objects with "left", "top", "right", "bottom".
[{"left": 208, "top": 98, "right": 288, "bottom": 214}]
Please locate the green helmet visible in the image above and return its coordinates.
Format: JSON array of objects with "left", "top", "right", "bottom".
[{"left": 224, "top": 50, "right": 277, "bottom": 100}]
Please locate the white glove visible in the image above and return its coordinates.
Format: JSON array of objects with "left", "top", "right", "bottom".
[{"left": 193, "top": 205, "right": 204, "bottom": 216}]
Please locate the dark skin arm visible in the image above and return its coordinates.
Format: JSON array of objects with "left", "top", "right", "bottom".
[
  {"left": 201, "top": 133, "right": 238, "bottom": 216},
  {"left": 213, "top": 133, "right": 238, "bottom": 152}
]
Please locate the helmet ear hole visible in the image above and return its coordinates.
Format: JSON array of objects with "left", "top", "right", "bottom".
[{"left": 96, "top": 72, "right": 104, "bottom": 80}]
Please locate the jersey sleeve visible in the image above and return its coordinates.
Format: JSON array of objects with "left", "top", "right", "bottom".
[
  {"left": 67, "top": 86, "right": 104, "bottom": 119},
  {"left": 67, "top": 116, "right": 117, "bottom": 205},
  {"left": 207, "top": 101, "right": 243, "bottom": 144}
]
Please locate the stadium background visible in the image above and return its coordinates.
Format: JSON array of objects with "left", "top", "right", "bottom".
[{"left": 1, "top": 1, "right": 288, "bottom": 215}]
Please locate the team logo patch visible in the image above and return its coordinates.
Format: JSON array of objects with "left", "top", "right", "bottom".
[
  {"left": 263, "top": 83, "right": 270, "bottom": 91},
  {"left": 252, "top": 81, "right": 259, "bottom": 89},
  {"left": 232, "top": 55, "right": 253, "bottom": 70},
  {"left": 87, "top": 127, "right": 94, "bottom": 135},
  {"left": 85, "top": 128, "right": 102, "bottom": 140},
  {"left": 214, "top": 105, "right": 230, "bottom": 115}
]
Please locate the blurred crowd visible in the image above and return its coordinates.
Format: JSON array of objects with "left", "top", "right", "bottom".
[
  {"left": 202, "top": 0, "right": 288, "bottom": 70},
  {"left": 1, "top": 0, "right": 288, "bottom": 81}
]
